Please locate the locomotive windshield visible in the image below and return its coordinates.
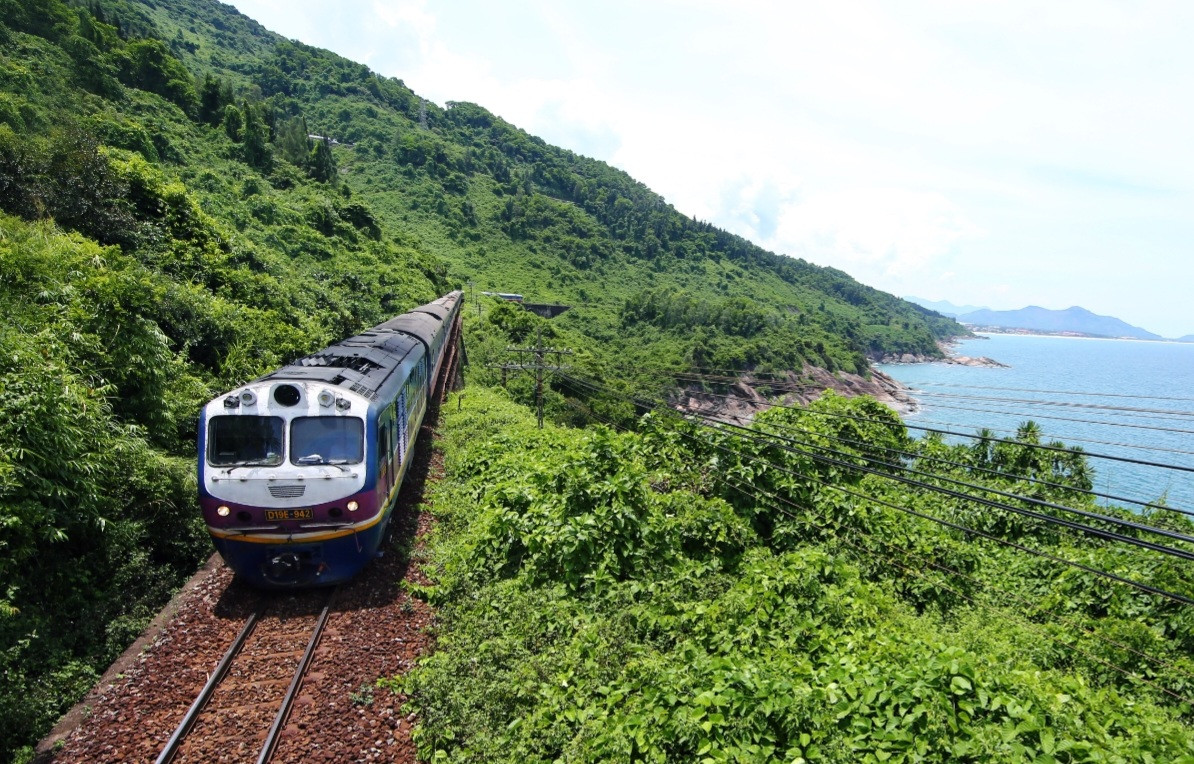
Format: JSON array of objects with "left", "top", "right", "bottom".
[
  {"left": 208, "top": 416, "right": 284, "bottom": 466},
  {"left": 290, "top": 417, "right": 364, "bottom": 465}
]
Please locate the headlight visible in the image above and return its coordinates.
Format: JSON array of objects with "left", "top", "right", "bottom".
[
  {"left": 217, "top": 505, "right": 231, "bottom": 517},
  {"left": 239, "top": 390, "right": 257, "bottom": 406},
  {"left": 317, "top": 390, "right": 335, "bottom": 407},
  {"left": 347, "top": 500, "right": 359, "bottom": 512}
]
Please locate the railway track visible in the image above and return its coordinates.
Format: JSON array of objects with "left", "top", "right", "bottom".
[
  {"left": 156, "top": 589, "right": 337, "bottom": 764},
  {"left": 42, "top": 397, "right": 444, "bottom": 763}
]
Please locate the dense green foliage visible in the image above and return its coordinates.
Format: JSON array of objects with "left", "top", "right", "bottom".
[
  {"left": 99, "top": 0, "right": 960, "bottom": 375},
  {"left": 0, "top": 0, "right": 1006, "bottom": 757},
  {"left": 0, "top": 1, "right": 446, "bottom": 756},
  {"left": 401, "top": 389, "right": 1194, "bottom": 762}
]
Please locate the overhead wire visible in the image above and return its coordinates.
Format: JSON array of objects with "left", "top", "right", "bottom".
[
  {"left": 615, "top": 370, "right": 1194, "bottom": 520},
  {"left": 656, "top": 369, "right": 1194, "bottom": 428},
  {"left": 908, "top": 380, "right": 1194, "bottom": 405},
  {"left": 696, "top": 414, "right": 1194, "bottom": 561},
  {"left": 908, "top": 416, "right": 1194, "bottom": 458},
  {"left": 671, "top": 364, "right": 1194, "bottom": 406},
  {"left": 559, "top": 371, "right": 1194, "bottom": 607},
  {"left": 717, "top": 473, "right": 1194, "bottom": 697},
  {"left": 737, "top": 409, "right": 1194, "bottom": 520},
  {"left": 909, "top": 390, "right": 1194, "bottom": 421},
  {"left": 555, "top": 383, "right": 1194, "bottom": 706},
  {"left": 905, "top": 398, "right": 1194, "bottom": 436},
  {"left": 650, "top": 385, "right": 1194, "bottom": 475},
  {"left": 644, "top": 367, "right": 1194, "bottom": 456}
]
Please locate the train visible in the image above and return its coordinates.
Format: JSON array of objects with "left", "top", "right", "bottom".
[{"left": 197, "top": 291, "right": 463, "bottom": 588}]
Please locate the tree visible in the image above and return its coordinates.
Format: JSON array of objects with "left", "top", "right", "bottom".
[
  {"left": 198, "top": 74, "right": 225, "bottom": 126},
  {"left": 240, "top": 101, "right": 271, "bottom": 171},
  {"left": 308, "top": 136, "right": 336, "bottom": 182},
  {"left": 275, "top": 115, "right": 310, "bottom": 167},
  {"left": 117, "top": 39, "right": 198, "bottom": 117},
  {"left": 222, "top": 103, "right": 243, "bottom": 141}
]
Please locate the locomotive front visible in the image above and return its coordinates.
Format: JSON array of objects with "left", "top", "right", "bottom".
[{"left": 198, "top": 379, "right": 378, "bottom": 587}]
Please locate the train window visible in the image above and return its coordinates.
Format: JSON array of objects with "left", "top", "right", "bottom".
[
  {"left": 390, "top": 412, "right": 401, "bottom": 462},
  {"left": 290, "top": 417, "right": 364, "bottom": 465},
  {"left": 208, "top": 416, "right": 284, "bottom": 466}
]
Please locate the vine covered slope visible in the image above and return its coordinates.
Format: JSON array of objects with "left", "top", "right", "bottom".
[{"left": 0, "top": 0, "right": 985, "bottom": 758}]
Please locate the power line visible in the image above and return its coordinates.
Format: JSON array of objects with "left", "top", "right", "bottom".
[
  {"left": 559, "top": 372, "right": 1194, "bottom": 607},
  {"left": 910, "top": 390, "right": 1194, "bottom": 420},
  {"left": 692, "top": 413, "right": 1194, "bottom": 561},
  {"left": 910, "top": 399, "right": 1194, "bottom": 436},
  {"left": 655, "top": 369, "right": 1194, "bottom": 425},
  {"left": 743, "top": 411, "right": 1194, "bottom": 520},
  {"left": 640, "top": 369, "right": 1194, "bottom": 466},
  {"left": 670, "top": 365, "right": 1194, "bottom": 406},
  {"left": 909, "top": 417, "right": 1194, "bottom": 458},
  {"left": 652, "top": 386, "right": 1194, "bottom": 475},
  {"left": 557, "top": 389, "right": 1194, "bottom": 704},
  {"left": 717, "top": 473, "right": 1194, "bottom": 693},
  {"left": 909, "top": 380, "right": 1194, "bottom": 404}
]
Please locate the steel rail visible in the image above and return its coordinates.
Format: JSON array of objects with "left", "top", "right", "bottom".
[
  {"left": 156, "top": 609, "right": 262, "bottom": 764},
  {"left": 257, "top": 593, "right": 336, "bottom": 764}
]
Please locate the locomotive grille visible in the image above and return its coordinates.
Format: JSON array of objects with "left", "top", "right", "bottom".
[{"left": 268, "top": 485, "right": 306, "bottom": 498}]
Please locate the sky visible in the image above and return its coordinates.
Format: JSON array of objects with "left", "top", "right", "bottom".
[{"left": 229, "top": 0, "right": 1194, "bottom": 338}]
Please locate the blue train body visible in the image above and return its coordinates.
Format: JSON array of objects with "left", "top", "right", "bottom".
[{"left": 197, "top": 291, "right": 462, "bottom": 588}]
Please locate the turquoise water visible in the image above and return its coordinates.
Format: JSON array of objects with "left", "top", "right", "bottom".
[{"left": 876, "top": 334, "right": 1194, "bottom": 512}]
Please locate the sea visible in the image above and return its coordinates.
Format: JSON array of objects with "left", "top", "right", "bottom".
[{"left": 876, "top": 333, "right": 1194, "bottom": 513}]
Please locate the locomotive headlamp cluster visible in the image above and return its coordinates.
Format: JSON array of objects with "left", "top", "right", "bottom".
[
  {"left": 317, "top": 390, "right": 335, "bottom": 408},
  {"left": 217, "top": 505, "right": 231, "bottom": 517},
  {"left": 239, "top": 390, "right": 257, "bottom": 406},
  {"left": 347, "top": 500, "right": 359, "bottom": 512},
  {"left": 336, "top": 398, "right": 351, "bottom": 411}
]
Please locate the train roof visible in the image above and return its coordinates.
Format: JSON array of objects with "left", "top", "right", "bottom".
[
  {"left": 252, "top": 292, "right": 460, "bottom": 401},
  {"left": 376, "top": 312, "right": 441, "bottom": 349},
  {"left": 257, "top": 326, "right": 422, "bottom": 401}
]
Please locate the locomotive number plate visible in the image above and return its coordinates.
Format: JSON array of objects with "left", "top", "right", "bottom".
[{"left": 265, "top": 509, "right": 313, "bottom": 521}]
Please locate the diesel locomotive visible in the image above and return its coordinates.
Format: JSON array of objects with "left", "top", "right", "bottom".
[{"left": 197, "top": 291, "right": 462, "bottom": 587}]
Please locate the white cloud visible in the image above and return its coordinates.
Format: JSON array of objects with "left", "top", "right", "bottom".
[
  {"left": 769, "top": 187, "right": 982, "bottom": 276},
  {"left": 227, "top": 0, "right": 1194, "bottom": 336},
  {"left": 371, "top": 0, "right": 435, "bottom": 39}
]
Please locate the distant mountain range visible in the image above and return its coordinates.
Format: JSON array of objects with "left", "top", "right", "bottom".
[
  {"left": 906, "top": 297, "right": 1168, "bottom": 340},
  {"left": 1179, "top": 335, "right": 1194, "bottom": 343},
  {"left": 904, "top": 297, "right": 989, "bottom": 318},
  {"left": 957, "top": 306, "right": 1161, "bottom": 340}
]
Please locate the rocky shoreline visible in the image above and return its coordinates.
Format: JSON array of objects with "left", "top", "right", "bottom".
[
  {"left": 672, "top": 363, "right": 921, "bottom": 422},
  {"left": 669, "top": 337, "right": 1008, "bottom": 423},
  {"left": 876, "top": 339, "right": 1008, "bottom": 369}
]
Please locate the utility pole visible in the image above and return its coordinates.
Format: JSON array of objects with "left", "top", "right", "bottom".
[{"left": 490, "top": 324, "right": 572, "bottom": 428}]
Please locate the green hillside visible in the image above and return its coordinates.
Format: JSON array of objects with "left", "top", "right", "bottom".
[
  {"left": 93, "top": 0, "right": 962, "bottom": 376},
  {"left": 23, "top": 0, "right": 1182, "bottom": 759},
  {"left": 399, "top": 389, "right": 1194, "bottom": 762}
]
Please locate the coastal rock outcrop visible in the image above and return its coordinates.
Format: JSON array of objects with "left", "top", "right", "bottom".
[
  {"left": 672, "top": 363, "right": 919, "bottom": 423},
  {"left": 877, "top": 341, "right": 1008, "bottom": 369},
  {"left": 946, "top": 355, "right": 1008, "bottom": 368}
]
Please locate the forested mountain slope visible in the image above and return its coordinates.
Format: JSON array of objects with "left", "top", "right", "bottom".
[
  {"left": 0, "top": 0, "right": 966, "bottom": 757},
  {"left": 103, "top": 0, "right": 963, "bottom": 375}
]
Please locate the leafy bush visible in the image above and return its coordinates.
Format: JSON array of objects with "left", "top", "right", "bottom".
[{"left": 399, "top": 390, "right": 1194, "bottom": 763}]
